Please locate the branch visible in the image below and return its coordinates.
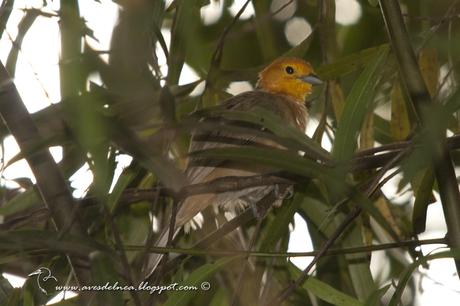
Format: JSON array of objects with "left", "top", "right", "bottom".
[
  {"left": 121, "top": 174, "right": 292, "bottom": 202},
  {"left": 59, "top": 0, "right": 84, "bottom": 98},
  {"left": 126, "top": 237, "right": 447, "bottom": 258},
  {"left": 0, "top": 64, "right": 90, "bottom": 284},
  {"left": 210, "top": 0, "right": 252, "bottom": 68}
]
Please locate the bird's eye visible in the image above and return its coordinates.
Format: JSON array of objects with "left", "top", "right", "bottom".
[{"left": 285, "top": 66, "right": 294, "bottom": 74}]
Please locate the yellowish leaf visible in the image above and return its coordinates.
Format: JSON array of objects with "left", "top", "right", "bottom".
[
  {"left": 419, "top": 48, "right": 439, "bottom": 97},
  {"left": 391, "top": 82, "right": 411, "bottom": 141}
]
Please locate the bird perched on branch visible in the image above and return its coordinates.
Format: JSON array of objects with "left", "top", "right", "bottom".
[{"left": 144, "top": 57, "right": 322, "bottom": 277}]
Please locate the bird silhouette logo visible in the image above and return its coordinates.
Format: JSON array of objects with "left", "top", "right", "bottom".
[{"left": 28, "top": 267, "right": 58, "bottom": 295}]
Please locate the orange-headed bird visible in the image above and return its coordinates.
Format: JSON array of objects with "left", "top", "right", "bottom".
[{"left": 144, "top": 57, "right": 322, "bottom": 277}]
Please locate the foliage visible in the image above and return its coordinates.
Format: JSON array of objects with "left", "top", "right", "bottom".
[{"left": 1, "top": 0, "right": 460, "bottom": 305}]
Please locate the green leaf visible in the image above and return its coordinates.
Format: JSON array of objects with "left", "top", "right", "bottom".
[
  {"left": 109, "top": 118, "right": 187, "bottom": 192},
  {"left": 167, "top": 0, "right": 201, "bottom": 85},
  {"left": 300, "top": 196, "right": 381, "bottom": 300},
  {"left": 351, "top": 193, "right": 400, "bottom": 240},
  {"left": 298, "top": 194, "right": 345, "bottom": 237},
  {"left": 418, "top": 48, "right": 439, "bottom": 97},
  {"left": 258, "top": 192, "right": 299, "bottom": 252},
  {"left": 411, "top": 167, "right": 435, "bottom": 234},
  {"left": 170, "top": 80, "right": 203, "bottom": 97},
  {"left": 208, "top": 288, "right": 230, "bottom": 306},
  {"left": 0, "top": 230, "right": 107, "bottom": 258},
  {"left": 360, "top": 111, "right": 374, "bottom": 149},
  {"left": 317, "top": 44, "right": 389, "bottom": 80},
  {"left": 443, "top": 88, "right": 460, "bottom": 114},
  {"left": 116, "top": 213, "right": 150, "bottom": 262},
  {"left": 289, "top": 263, "right": 365, "bottom": 306},
  {"left": 23, "top": 287, "right": 34, "bottom": 306},
  {"left": 0, "top": 0, "right": 14, "bottom": 39},
  {"left": 253, "top": 1, "right": 279, "bottom": 60},
  {"left": 283, "top": 33, "right": 314, "bottom": 58},
  {"left": 5, "top": 9, "right": 39, "bottom": 76},
  {"left": 89, "top": 251, "right": 125, "bottom": 306},
  {"left": 163, "top": 256, "right": 237, "bottom": 306},
  {"left": 365, "top": 284, "right": 391, "bottom": 306},
  {"left": 368, "top": 0, "right": 379, "bottom": 7},
  {"left": 332, "top": 46, "right": 388, "bottom": 161},
  {"left": 374, "top": 114, "right": 392, "bottom": 144},
  {"left": 390, "top": 81, "right": 411, "bottom": 141},
  {"left": 0, "top": 274, "right": 14, "bottom": 305},
  {"left": 0, "top": 189, "right": 40, "bottom": 217},
  {"left": 297, "top": 194, "right": 387, "bottom": 301},
  {"left": 190, "top": 146, "right": 331, "bottom": 181},
  {"left": 107, "top": 167, "right": 137, "bottom": 212},
  {"left": 5, "top": 288, "right": 21, "bottom": 306},
  {"left": 389, "top": 250, "right": 460, "bottom": 306},
  {"left": 46, "top": 297, "right": 80, "bottom": 306},
  {"left": 3, "top": 134, "right": 64, "bottom": 170}
]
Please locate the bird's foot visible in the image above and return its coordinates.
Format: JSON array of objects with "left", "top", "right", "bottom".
[
  {"left": 274, "top": 185, "right": 294, "bottom": 199},
  {"left": 284, "top": 186, "right": 294, "bottom": 199},
  {"left": 250, "top": 202, "right": 267, "bottom": 220}
]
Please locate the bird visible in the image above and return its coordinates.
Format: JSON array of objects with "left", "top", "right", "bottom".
[{"left": 143, "top": 57, "right": 322, "bottom": 277}]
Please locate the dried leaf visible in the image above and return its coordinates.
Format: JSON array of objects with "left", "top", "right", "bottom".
[
  {"left": 418, "top": 48, "right": 439, "bottom": 97},
  {"left": 390, "top": 82, "right": 411, "bottom": 141}
]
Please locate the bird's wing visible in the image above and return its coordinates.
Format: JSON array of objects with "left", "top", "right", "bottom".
[
  {"left": 185, "top": 90, "right": 293, "bottom": 184},
  {"left": 174, "top": 90, "right": 304, "bottom": 227},
  {"left": 144, "top": 91, "right": 306, "bottom": 278}
]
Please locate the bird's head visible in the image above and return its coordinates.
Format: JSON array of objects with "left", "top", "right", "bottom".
[{"left": 256, "top": 57, "right": 322, "bottom": 103}]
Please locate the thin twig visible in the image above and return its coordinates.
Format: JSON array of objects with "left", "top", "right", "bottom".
[
  {"left": 122, "top": 174, "right": 293, "bottom": 202},
  {"left": 230, "top": 217, "right": 265, "bottom": 306},
  {"left": 210, "top": 0, "right": 251, "bottom": 69},
  {"left": 123, "top": 237, "right": 447, "bottom": 258},
  {"left": 103, "top": 205, "right": 142, "bottom": 306},
  {"left": 140, "top": 182, "right": 161, "bottom": 273},
  {"left": 0, "top": 63, "right": 90, "bottom": 285},
  {"left": 155, "top": 199, "right": 179, "bottom": 280},
  {"left": 270, "top": 0, "right": 295, "bottom": 17}
]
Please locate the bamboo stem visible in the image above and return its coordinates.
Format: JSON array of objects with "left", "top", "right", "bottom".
[{"left": 379, "top": 0, "right": 460, "bottom": 278}]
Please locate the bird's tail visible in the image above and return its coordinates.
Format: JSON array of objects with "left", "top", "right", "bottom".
[
  {"left": 143, "top": 226, "right": 181, "bottom": 279},
  {"left": 142, "top": 193, "right": 216, "bottom": 279}
]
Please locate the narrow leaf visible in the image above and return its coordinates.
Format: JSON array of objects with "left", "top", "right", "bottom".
[
  {"left": 389, "top": 250, "right": 460, "bottom": 306},
  {"left": 317, "top": 44, "right": 389, "bottom": 80},
  {"left": 6, "top": 9, "right": 39, "bottom": 76},
  {"left": 289, "top": 263, "right": 365, "bottom": 306},
  {"left": 390, "top": 81, "right": 411, "bottom": 141},
  {"left": 332, "top": 46, "right": 388, "bottom": 161},
  {"left": 411, "top": 167, "right": 435, "bottom": 234},
  {"left": 107, "top": 167, "right": 137, "bottom": 212},
  {"left": 365, "top": 284, "right": 391, "bottom": 306},
  {"left": 258, "top": 193, "right": 299, "bottom": 252},
  {"left": 90, "top": 252, "right": 125, "bottom": 306},
  {"left": 418, "top": 48, "right": 439, "bottom": 97},
  {"left": 163, "top": 257, "right": 237, "bottom": 306},
  {"left": 0, "top": 189, "right": 40, "bottom": 217},
  {"left": 190, "top": 146, "right": 331, "bottom": 181}
]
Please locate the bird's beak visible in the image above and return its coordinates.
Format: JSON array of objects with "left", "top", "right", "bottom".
[{"left": 299, "top": 74, "right": 323, "bottom": 86}]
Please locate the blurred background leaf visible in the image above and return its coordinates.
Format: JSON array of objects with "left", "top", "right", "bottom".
[{"left": 0, "top": 0, "right": 460, "bottom": 305}]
